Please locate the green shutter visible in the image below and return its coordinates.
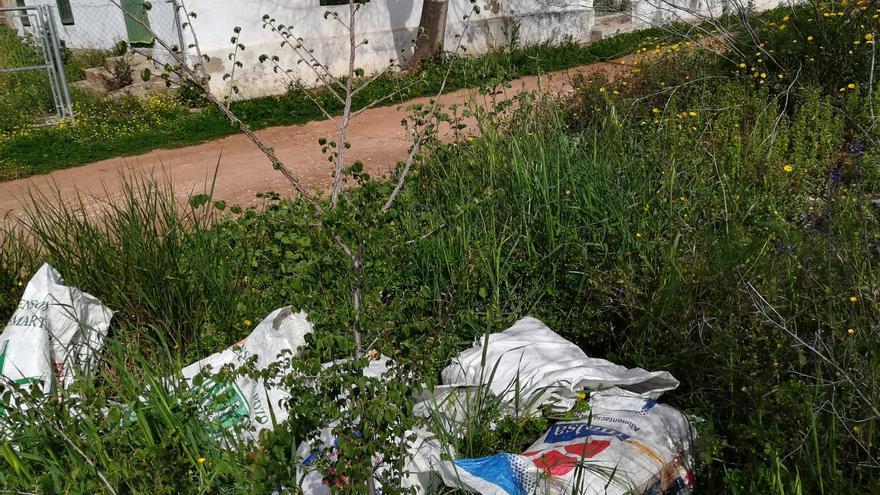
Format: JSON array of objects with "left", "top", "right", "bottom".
[
  {"left": 15, "top": 0, "right": 30, "bottom": 27},
  {"left": 57, "top": 0, "right": 74, "bottom": 25},
  {"left": 120, "top": 0, "right": 154, "bottom": 46}
]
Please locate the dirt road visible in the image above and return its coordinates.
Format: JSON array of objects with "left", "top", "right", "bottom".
[{"left": 0, "top": 59, "right": 628, "bottom": 224}]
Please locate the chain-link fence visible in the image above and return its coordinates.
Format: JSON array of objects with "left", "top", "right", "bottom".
[
  {"left": 40, "top": 0, "right": 183, "bottom": 53},
  {"left": 0, "top": 1, "right": 185, "bottom": 132},
  {"left": 0, "top": 5, "right": 73, "bottom": 131}
]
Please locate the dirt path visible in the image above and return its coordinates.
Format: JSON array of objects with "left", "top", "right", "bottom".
[{"left": 0, "top": 58, "right": 629, "bottom": 224}]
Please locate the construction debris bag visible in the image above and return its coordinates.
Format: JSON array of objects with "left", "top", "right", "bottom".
[
  {"left": 181, "top": 306, "right": 312, "bottom": 442},
  {"left": 436, "top": 390, "right": 695, "bottom": 495},
  {"left": 0, "top": 263, "right": 113, "bottom": 411},
  {"left": 435, "top": 317, "right": 679, "bottom": 418},
  {"left": 419, "top": 317, "right": 694, "bottom": 494}
]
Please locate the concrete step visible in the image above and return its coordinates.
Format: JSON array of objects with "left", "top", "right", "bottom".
[
  {"left": 590, "top": 20, "right": 638, "bottom": 42},
  {"left": 594, "top": 12, "right": 632, "bottom": 28},
  {"left": 108, "top": 79, "right": 172, "bottom": 99},
  {"left": 105, "top": 51, "right": 153, "bottom": 70},
  {"left": 70, "top": 78, "right": 107, "bottom": 94},
  {"left": 83, "top": 66, "right": 115, "bottom": 91}
]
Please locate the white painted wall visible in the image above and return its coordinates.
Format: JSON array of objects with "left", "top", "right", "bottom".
[
  {"left": 25, "top": 0, "right": 180, "bottom": 51},
  {"left": 21, "top": 0, "right": 790, "bottom": 99},
  {"left": 631, "top": 0, "right": 785, "bottom": 26},
  {"left": 180, "top": 0, "right": 595, "bottom": 98}
]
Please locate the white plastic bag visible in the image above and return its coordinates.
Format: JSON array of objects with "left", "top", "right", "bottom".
[
  {"left": 436, "top": 317, "right": 679, "bottom": 417},
  {"left": 0, "top": 263, "right": 113, "bottom": 410},
  {"left": 181, "top": 306, "right": 312, "bottom": 442}
]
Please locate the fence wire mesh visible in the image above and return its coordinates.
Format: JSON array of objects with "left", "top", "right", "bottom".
[
  {"left": 49, "top": 0, "right": 183, "bottom": 51},
  {"left": 0, "top": 5, "right": 73, "bottom": 132},
  {"left": 0, "top": 0, "right": 184, "bottom": 135}
]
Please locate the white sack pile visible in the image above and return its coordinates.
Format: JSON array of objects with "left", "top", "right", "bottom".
[{"left": 418, "top": 317, "right": 695, "bottom": 495}]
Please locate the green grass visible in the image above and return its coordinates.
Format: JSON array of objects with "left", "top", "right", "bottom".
[
  {"left": 1, "top": 3, "right": 879, "bottom": 493},
  {"left": 0, "top": 27, "right": 668, "bottom": 180}
]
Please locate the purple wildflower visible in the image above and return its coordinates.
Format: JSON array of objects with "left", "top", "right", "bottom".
[{"left": 848, "top": 138, "right": 866, "bottom": 157}]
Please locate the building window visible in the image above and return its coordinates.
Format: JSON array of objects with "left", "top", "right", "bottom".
[
  {"left": 15, "top": 0, "right": 30, "bottom": 27},
  {"left": 57, "top": 0, "right": 74, "bottom": 25},
  {"left": 319, "top": 0, "right": 349, "bottom": 5}
]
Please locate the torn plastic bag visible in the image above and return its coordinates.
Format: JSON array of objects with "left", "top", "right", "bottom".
[
  {"left": 0, "top": 263, "right": 113, "bottom": 411},
  {"left": 181, "top": 306, "right": 312, "bottom": 442},
  {"left": 434, "top": 317, "right": 679, "bottom": 418},
  {"left": 437, "top": 390, "right": 695, "bottom": 495}
]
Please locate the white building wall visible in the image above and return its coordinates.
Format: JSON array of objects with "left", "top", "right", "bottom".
[
  {"left": 631, "top": 0, "right": 785, "bottom": 26},
  {"left": 25, "top": 0, "right": 180, "bottom": 51},
  {"left": 24, "top": 0, "right": 790, "bottom": 99},
  {"left": 179, "top": 0, "right": 595, "bottom": 98}
]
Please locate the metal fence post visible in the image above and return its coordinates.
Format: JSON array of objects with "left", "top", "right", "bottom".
[
  {"left": 170, "top": 0, "right": 187, "bottom": 68},
  {"left": 42, "top": 5, "right": 74, "bottom": 119}
]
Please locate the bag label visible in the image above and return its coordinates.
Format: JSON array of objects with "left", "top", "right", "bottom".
[{"left": 544, "top": 423, "right": 631, "bottom": 443}]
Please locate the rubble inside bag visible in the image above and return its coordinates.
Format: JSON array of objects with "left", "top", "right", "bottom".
[
  {"left": 418, "top": 316, "right": 695, "bottom": 495},
  {"left": 181, "top": 306, "right": 312, "bottom": 443},
  {"left": 0, "top": 264, "right": 113, "bottom": 413}
]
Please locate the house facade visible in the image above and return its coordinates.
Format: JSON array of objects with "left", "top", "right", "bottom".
[{"left": 12, "top": 0, "right": 785, "bottom": 98}]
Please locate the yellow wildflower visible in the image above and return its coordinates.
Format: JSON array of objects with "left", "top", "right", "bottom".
[
  {"left": 243, "top": 319, "right": 252, "bottom": 327},
  {"left": 848, "top": 328, "right": 856, "bottom": 334},
  {"left": 807, "top": 35, "right": 814, "bottom": 41},
  {"left": 783, "top": 165, "right": 793, "bottom": 173},
  {"left": 848, "top": 83, "right": 857, "bottom": 89},
  {"left": 850, "top": 296, "right": 858, "bottom": 302},
  {"left": 198, "top": 457, "right": 206, "bottom": 464},
  {"left": 652, "top": 107, "right": 661, "bottom": 114}
]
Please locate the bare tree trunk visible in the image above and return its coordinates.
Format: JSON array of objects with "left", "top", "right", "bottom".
[{"left": 409, "top": 0, "right": 448, "bottom": 73}]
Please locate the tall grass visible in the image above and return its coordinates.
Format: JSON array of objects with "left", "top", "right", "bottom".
[
  {"left": 4, "top": 172, "right": 270, "bottom": 358},
  {"left": 1, "top": 5, "right": 879, "bottom": 491}
]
